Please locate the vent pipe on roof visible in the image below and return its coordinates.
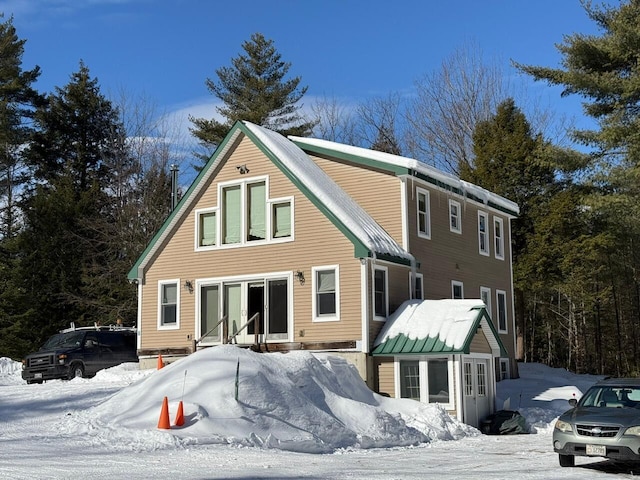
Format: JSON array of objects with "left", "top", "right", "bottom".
[{"left": 170, "top": 164, "right": 179, "bottom": 210}]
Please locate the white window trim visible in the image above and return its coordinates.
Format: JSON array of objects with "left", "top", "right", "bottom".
[
  {"left": 394, "top": 356, "right": 455, "bottom": 410},
  {"left": 409, "top": 272, "right": 424, "bottom": 300},
  {"left": 496, "top": 289, "right": 508, "bottom": 333},
  {"left": 312, "top": 265, "right": 340, "bottom": 322},
  {"left": 416, "top": 187, "right": 431, "bottom": 240},
  {"left": 478, "top": 211, "right": 490, "bottom": 256},
  {"left": 373, "top": 266, "right": 389, "bottom": 321},
  {"left": 267, "top": 196, "right": 295, "bottom": 243},
  {"left": 480, "top": 286, "right": 492, "bottom": 318},
  {"left": 158, "top": 279, "right": 180, "bottom": 330},
  {"left": 494, "top": 216, "right": 504, "bottom": 260},
  {"left": 451, "top": 280, "right": 464, "bottom": 299},
  {"left": 194, "top": 206, "right": 218, "bottom": 251},
  {"left": 449, "top": 199, "right": 462, "bottom": 234}
]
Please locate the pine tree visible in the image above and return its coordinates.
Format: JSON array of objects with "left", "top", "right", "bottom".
[{"left": 190, "top": 33, "right": 317, "bottom": 155}]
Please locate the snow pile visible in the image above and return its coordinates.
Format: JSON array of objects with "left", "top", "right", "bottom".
[
  {"left": 65, "top": 346, "right": 475, "bottom": 453},
  {"left": 0, "top": 357, "right": 24, "bottom": 385}
]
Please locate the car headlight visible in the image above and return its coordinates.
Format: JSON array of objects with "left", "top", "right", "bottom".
[
  {"left": 625, "top": 426, "right": 640, "bottom": 436},
  {"left": 554, "top": 419, "right": 573, "bottom": 433}
]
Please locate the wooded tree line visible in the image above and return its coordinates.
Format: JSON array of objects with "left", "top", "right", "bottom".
[{"left": 1, "top": 2, "right": 639, "bottom": 378}]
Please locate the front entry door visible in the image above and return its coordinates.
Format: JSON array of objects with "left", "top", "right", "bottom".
[
  {"left": 225, "top": 282, "right": 265, "bottom": 344},
  {"left": 463, "top": 358, "right": 492, "bottom": 427}
]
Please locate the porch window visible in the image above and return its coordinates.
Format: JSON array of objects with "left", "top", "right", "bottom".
[
  {"left": 494, "top": 217, "right": 504, "bottom": 260},
  {"left": 496, "top": 290, "right": 508, "bottom": 333},
  {"left": 313, "top": 266, "right": 339, "bottom": 321},
  {"left": 200, "top": 285, "right": 220, "bottom": 342},
  {"left": 427, "top": 359, "right": 450, "bottom": 404},
  {"left": 417, "top": 188, "right": 430, "bottom": 239},
  {"left": 374, "top": 267, "right": 388, "bottom": 319},
  {"left": 463, "top": 362, "right": 473, "bottom": 396},
  {"left": 478, "top": 211, "right": 489, "bottom": 256},
  {"left": 477, "top": 362, "right": 487, "bottom": 396},
  {"left": 158, "top": 280, "right": 179, "bottom": 329},
  {"left": 449, "top": 199, "right": 461, "bottom": 233},
  {"left": 400, "top": 360, "right": 421, "bottom": 401}
]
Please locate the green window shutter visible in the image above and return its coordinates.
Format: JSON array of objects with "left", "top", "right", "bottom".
[
  {"left": 223, "top": 185, "right": 241, "bottom": 244},
  {"left": 273, "top": 201, "right": 291, "bottom": 238},
  {"left": 200, "top": 212, "right": 216, "bottom": 246},
  {"left": 248, "top": 182, "right": 266, "bottom": 240}
]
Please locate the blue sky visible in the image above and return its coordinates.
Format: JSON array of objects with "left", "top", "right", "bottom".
[{"left": 0, "top": 0, "right": 603, "bottom": 161}]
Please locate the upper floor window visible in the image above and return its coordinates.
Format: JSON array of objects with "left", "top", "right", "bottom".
[
  {"left": 196, "top": 177, "right": 292, "bottom": 249},
  {"left": 158, "top": 280, "right": 180, "bottom": 329},
  {"left": 478, "top": 211, "right": 489, "bottom": 256},
  {"left": 313, "top": 265, "right": 340, "bottom": 322},
  {"left": 494, "top": 217, "right": 504, "bottom": 260},
  {"left": 496, "top": 289, "right": 508, "bottom": 333},
  {"left": 452, "top": 280, "right": 464, "bottom": 299},
  {"left": 417, "top": 188, "right": 431, "bottom": 239},
  {"left": 374, "top": 267, "right": 388, "bottom": 319},
  {"left": 449, "top": 199, "right": 461, "bottom": 234}
]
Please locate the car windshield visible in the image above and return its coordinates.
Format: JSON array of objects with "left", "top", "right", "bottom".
[
  {"left": 40, "top": 331, "right": 85, "bottom": 350},
  {"left": 579, "top": 385, "right": 640, "bottom": 408}
]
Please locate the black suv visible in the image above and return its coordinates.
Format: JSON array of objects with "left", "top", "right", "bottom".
[{"left": 22, "top": 325, "right": 138, "bottom": 384}]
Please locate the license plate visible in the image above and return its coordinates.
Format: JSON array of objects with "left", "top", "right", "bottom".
[
  {"left": 34, "top": 373, "right": 42, "bottom": 379},
  {"left": 586, "top": 444, "right": 606, "bottom": 456}
]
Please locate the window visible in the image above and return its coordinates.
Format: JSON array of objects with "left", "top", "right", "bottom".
[
  {"left": 464, "top": 362, "right": 473, "bottom": 396},
  {"left": 427, "top": 359, "right": 450, "bottom": 404},
  {"left": 477, "top": 362, "right": 487, "bottom": 396},
  {"left": 478, "top": 211, "right": 489, "bottom": 256},
  {"left": 452, "top": 280, "right": 464, "bottom": 299},
  {"left": 494, "top": 217, "right": 504, "bottom": 260},
  {"left": 247, "top": 182, "right": 266, "bottom": 241},
  {"left": 449, "top": 199, "right": 461, "bottom": 233},
  {"left": 496, "top": 289, "right": 508, "bottom": 333},
  {"left": 417, "top": 188, "right": 430, "bottom": 239},
  {"left": 410, "top": 272, "right": 423, "bottom": 300},
  {"left": 271, "top": 201, "right": 291, "bottom": 238},
  {"left": 313, "top": 266, "right": 340, "bottom": 321},
  {"left": 399, "top": 360, "right": 421, "bottom": 401},
  {"left": 200, "top": 284, "right": 220, "bottom": 342},
  {"left": 197, "top": 209, "right": 217, "bottom": 248},
  {"left": 480, "top": 286, "right": 492, "bottom": 317},
  {"left": 499, "top": 359, "right": 510, "bottom": 381},
  {"left": 203, "top": 178, "right": 292, "bottom": 249},
  {"left": 158, "top": 280, "right": 179, "bottom": 329},
  {"left": 374, "top": 267, "right": 388, "bottom": 319}
]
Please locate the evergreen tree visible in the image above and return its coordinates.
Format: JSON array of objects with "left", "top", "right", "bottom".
[
  {"left": 17, "top": 63, "right": 134, "bottom": 347},
  {"left": 190, "top": 33, "right": 317, "bottom": 155}
]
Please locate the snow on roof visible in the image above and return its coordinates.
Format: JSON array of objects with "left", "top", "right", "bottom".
[
  {"left": 375, "top": 299, "right": 486, "bottom": 351},
  {"left": 290, "top": 136, "right": 519, "bottom": 216},
  {"left": 244, "top": 122, "right": 414, "bottom": 263}
]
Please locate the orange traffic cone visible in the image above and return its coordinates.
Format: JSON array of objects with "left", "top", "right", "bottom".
[
  {"left": 174, "top": 400, "right": 184, "bottom": 427},
  {"left": 157, "top": 396, "right": 171, "bottom": 429},
  {"left": 157, "top": 354, "right": 164, "bottom": 370}
]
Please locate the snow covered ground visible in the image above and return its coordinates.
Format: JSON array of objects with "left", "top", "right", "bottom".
[{"left": 0, "top": 346, "right": 638, "bottom": 479}]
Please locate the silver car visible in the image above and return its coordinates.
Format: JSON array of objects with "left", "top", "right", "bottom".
[{"left": 553, "top": 378, "right": 640, "bottom": 467}]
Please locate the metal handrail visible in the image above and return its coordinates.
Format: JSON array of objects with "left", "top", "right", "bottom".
[
  {"left": 192, "top": 315, "right": 228, "bottom": 352},
  {"left": 227, "top": 312, "right": 260, "bottom": 344}
]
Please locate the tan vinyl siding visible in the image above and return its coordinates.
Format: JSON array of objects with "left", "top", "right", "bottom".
[
  {"left": 139, "top": 135, "right": 364, "bottom": 350},
  {"left": 309, "top": 155, "right": 404, "bottom": 247},
  {"left": 470, "top": 331, "right": 493, "bottom": 355},
  {"left": 406, "top": 181, "right": 516, "bottom": 360},
  {"left": 375, "top": 357, "right": 395, "bottom": 397}
]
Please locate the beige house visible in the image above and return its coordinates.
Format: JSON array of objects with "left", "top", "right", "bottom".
[{"left": 128, "top": 121, "right": 519, "bottom": 427}]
